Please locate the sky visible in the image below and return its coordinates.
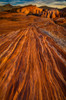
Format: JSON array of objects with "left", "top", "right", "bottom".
[{"left": 0, "top": 0, "right": 66, "bottom": 8}]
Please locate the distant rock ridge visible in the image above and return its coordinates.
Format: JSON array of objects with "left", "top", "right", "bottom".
[
  {"left": 16, "top": 6, "right": 60, "bottom": 18},
  {"left": 3, "top": 4, "right": 13, "bottom": 7},
  {"left": 1, "top": 4, "right": 65, "bottom": 18}
]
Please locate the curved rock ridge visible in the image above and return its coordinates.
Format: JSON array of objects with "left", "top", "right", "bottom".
[{"left": 0, "top": 25, "right": 66, "bottom": 100}]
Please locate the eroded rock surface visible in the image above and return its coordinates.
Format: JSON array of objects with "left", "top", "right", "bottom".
[{"left": 0, "top": 14, "right": 66, "bottom": 100}]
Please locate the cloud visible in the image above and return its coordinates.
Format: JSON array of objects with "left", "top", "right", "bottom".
[
  {"left": 0, "top": 0, "right": 66, "bottom": 8},
  {"left": 47, "top": 1, "right": 66, "bottom": 8},
  {"left": 0, "top": 2, "right": 8, "bottom": 6}
]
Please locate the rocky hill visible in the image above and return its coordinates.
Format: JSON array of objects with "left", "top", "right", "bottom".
[
  {"left": 0, "top": 4, "right": 20, "bottom": 12},
  {"left": 0, "top": 4, "right": 13, "bottom": 12}
]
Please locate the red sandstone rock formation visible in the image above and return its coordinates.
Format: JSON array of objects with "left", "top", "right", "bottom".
[
  {"left": 41, "top": 9, "right": 60, "bottom": 18},
  {"left": 5, "top": 5, "right": 61, "bottom": 19},
  {"left": 52, "top": 11, "right": 56, "bottom": 18},
  {"left": 17, "top": 5, "right": 42, "bottom": 15}
]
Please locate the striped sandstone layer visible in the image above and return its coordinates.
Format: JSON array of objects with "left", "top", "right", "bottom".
[{"left": 0, "top": 25, "right": 66, "bottom": 100}]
